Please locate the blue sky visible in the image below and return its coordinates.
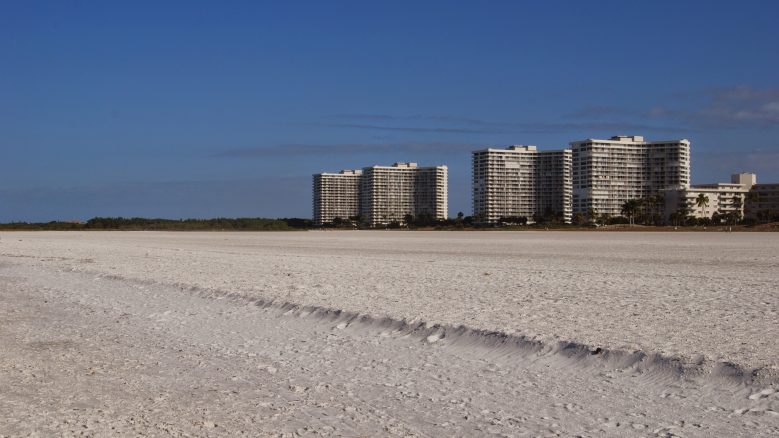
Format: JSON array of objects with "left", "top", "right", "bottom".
[{"left": 2, "top": 1, "right": 778, "bottom": 221}]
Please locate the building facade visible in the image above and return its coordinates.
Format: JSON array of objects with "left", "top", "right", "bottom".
[
  {"left": 570, "top": 135, "right": 690, "bottom": 216},
  {"left": 472, "top": 145, "right": 572, "bottom": 223},
  {"left": 745, "top": 178, "right": 779, "bottom": 221},
  {"left": 312, "top": 170, "right": 362, "bottom": 226},
  {"left": 360, "top": 163, "right": 448, "bottom": 227},
  {"left": 663, "top": 173, "right": 755, "bottom": 222},
  {"left": 313, "top": 163, "right": 448, "bottom": 227}
]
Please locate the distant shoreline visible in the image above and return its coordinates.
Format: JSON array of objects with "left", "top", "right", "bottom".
[
  {"left": 2, "top": 225, "right": 777, "bottom": 232},
  {"left": 2, "top": 216, "right": 777, "bottom": 232}
]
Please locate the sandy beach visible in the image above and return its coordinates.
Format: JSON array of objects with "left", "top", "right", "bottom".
[{"left": 1, "top": 231, "right": 778, "bottom": 436}]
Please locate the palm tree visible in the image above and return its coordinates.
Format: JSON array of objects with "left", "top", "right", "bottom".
[
  {"left": 587, "top": 207, "right": 597, "bottom": 224},
  {"left": 675, "top": 203, "right": 691, "bottom": 226},
  {"left": 745, "top": 192, "right": 759, "bottom": 220},
  {"left": 695, "top": 194, "right": 710, "bottom": 219},
  {"left": 621, "top": 199, "right": 641, "bottom": 226},
  {"left": 643, "top": 196, "right": 654, "bottom": 225},
  {"left": 731, "top": 195, "right": 743, "bottom": 225},
  {"left": 651, "top": 193, "right": 665, "bottom": 225}
]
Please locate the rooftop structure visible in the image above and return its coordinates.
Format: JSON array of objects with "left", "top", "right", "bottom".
[{"left": 731, "top": 172, "right": 757, "bottom": 188}]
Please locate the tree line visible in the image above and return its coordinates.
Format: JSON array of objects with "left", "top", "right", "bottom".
[
  {"left": 4, "top": 202, "right": 776, "bottom": 232},
  {"left": 0, "top": 217, "right": 313, "bottom": 231},
  {"left": 323, "top": 209, "right": 570, "bottom": 230},
  {"left": 584, "top": 193, "right": 778, "bottom": 227}
]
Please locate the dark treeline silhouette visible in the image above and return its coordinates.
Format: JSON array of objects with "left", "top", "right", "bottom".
[
  {"left": 3, "top": 209, "right": 776, "bottom": 232},
  {"left": 0, "top": 221, "right": 85, "bottom": 231},
  {"left": 0, "top": 217, "right": 313, "bottom": 231}
]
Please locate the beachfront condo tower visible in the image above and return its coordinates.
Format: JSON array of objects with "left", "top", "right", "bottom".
[
  {"left": 570, "top": 135, "right": 690, "bottom": 216},
  {"left": 312, "top": 169, "right": 363, "bottom": 226},
  {"left": 472, "top": 146, "right": 573, "bottom": 223},
  {"left": 313, "top": 163, "right": 448, "bottom": 227},
  {"left": 360, "top": 163, "right": 448, "bottom": 227}
]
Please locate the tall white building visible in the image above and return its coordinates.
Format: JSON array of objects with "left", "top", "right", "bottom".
[
  {"left": 312, "top": 170, "right": 362, "bottom": 226},
  {"left": 570, "top": 135, "right": 690, "bottom": 216},
  {"left": 313, "top": 163, "right": 448, "bottom": 227},
  {"left": 472, "top": 146, "right": 573, "bottom": 223},
  {"left": 360, "top": 163, "right": 448, "bottom": 227}
]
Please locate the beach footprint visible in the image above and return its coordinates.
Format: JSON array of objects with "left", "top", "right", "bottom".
[{"left": 748, "top": 388, "right": 776, "bottom": 401}]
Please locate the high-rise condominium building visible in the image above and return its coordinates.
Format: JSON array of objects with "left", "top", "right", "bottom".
[
  {"left": 360, "top": 163, "right": 448, "bottom": 227},
  {"left": 313, "top": 163, "right": 448, "bottom": 227},
  {"left": 570, "top": 135, "right": 690, "bottom": 216},
  {"left": 472, "top": 145, "right": 573, "bottom": 223},
  {"left": 312, "top": 169, "right": 362, "bottom": 226}
]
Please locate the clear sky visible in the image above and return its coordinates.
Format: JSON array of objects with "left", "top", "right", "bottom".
[{"left": 2, "top": 0, "right": 778, "bottom": 221}]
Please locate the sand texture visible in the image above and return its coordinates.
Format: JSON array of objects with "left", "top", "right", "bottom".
[{"left": 1, "top": 230, "right": 778, "bottom": 436}]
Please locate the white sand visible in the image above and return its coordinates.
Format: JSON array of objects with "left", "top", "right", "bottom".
[
  {"left": 1, "top": 230, "right": 778, "bottom": 435},
  {"left": 2, "top": 230, "right": 777, "bottom": 370}
]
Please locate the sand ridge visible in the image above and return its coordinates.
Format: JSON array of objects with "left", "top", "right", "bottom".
[{"left": 1, "top": 260, "right": 778, "bottom": 436}]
